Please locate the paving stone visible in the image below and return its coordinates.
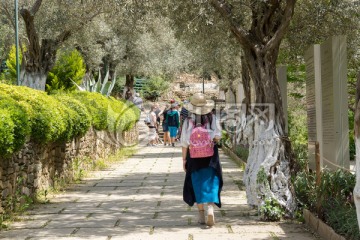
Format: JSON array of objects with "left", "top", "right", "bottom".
[
  {"left": 0, "top": 228, "right": 75, "bottom": 239},
  {"left": 75, "top": 226, "right": 150, "bottom": 237},
  {"left": 1, "top": 131, "right": 318, "bottom": 240},
  {"left": 7, "top": 218, "right": 49, "bottom": 229},
  {"left": 29, "top": 237, "right": 108, "bottom": 240}
]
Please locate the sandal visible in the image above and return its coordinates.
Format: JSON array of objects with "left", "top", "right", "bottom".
[
  {"left": 198, "top": 210, "right": 205, "bottom": 224},
  {"left": 206, "top": 205, "right": 215, "bottom": 226}
]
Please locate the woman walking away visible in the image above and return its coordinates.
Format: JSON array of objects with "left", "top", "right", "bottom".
[
  {"left": 181, "top": 92, "right": 223, "bottom": 227},
  {"left": 166, "top": 102, "right": 180, "bottom": 147},
  {"left": 160, "top": 104, "right": 171, "bottom": 146}
]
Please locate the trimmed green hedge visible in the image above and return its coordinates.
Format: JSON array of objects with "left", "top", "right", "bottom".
[
  {"left": 69, "top": 92, "right": 140, "bottom": 132},
  {"left": 0, "top": 83, "right": 140, "bottom": 156},
  {"left": 0, "top": 95, "right": 31, "bottom": 152}
]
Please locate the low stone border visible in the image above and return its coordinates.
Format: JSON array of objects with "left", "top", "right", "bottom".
[
  {"left": 303, "top": 209, "right": 346, "bottom": 240},
  {"left": 0, "top": 125, "right": 138, "bottom": 214},
  {"left": 221, "top": 146, "right": 247, "bottom": 167}
]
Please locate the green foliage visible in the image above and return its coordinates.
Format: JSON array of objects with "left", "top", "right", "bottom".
[
  {"left": 324, "top": 201, "right": 360, "bottom": 240},
  {"left": 70, "top": 91, "right": 140, "bottom": 132},
  {"left": 234, "top": 144, "right": 249, "bottom": 161},
  {"left": 69, "top": 91, "right": 111, "bottom": 130},
  {"left": 294, "top": 169, "right": 357, "bottom": 239},
  {"left": 111, "top": 76, "right": 126, "bottom": 97},
  {"left": 52, "top": 94, "right": 91, "bottom": 139},
  {"left": 348, "top": 109, "right": 355, "bottom": 160},
  {"left": 108, "top": 98, "right": 140, "bottom": 132},
  {"left": 287, "top": 64, "right": 306, "bottom": 84},
  {"left": 220, "top": 130, "right": 231, "bottom": 148},
  {"left": 293, "top": 171, "right": 317, "bottom": 211},
  {"left": 288, "top": 108, "right": 308, "bottom": 170},
  {"left": 0, "top": 83, "right": 138, "bottom": 156},
  {"left": 72, "top": 70, "right": 117, "bottom": 97},
  {"left": 0, "top": 95, "right": 31, "bottom": 153},
  {"left": 259, "top": 198, "right": 285, "bottom": 221},
  {"left": 142, "top": 76, "right": 170, "bottom": 100},
  {"left": 256, "top": 166, "right": 271, "bottom": 200},
  {"left": 4, "top": 45, "right": 25, "bottom": 85},
  {"left": 0, "top": 84, "right": 68, "bottom": 143},
  {"left": 46, "top": 49, "right": 86, "bottom": 92},
  {"left": 0, "top": 109, "right": 15, "bottom": 155},
  {"left": 256, "top": 167, "right": 285, "bottom": 221},
  {"left": 256, "top": 166, "right": 268, "bottom": 185},
  {"left": 317, "top": 170, "right": 355, "bottom": 209}
]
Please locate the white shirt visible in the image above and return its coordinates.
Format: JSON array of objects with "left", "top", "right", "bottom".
[
  {"left": 180, "top": 114, "right": 222, "bottom": 148},
  {"left": 149, "top": 111, "right": 157, "bottom": 127}
]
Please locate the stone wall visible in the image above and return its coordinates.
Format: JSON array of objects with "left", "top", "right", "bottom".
[{"left": 0, "top": 125, "right": 138, "bottom": 213}]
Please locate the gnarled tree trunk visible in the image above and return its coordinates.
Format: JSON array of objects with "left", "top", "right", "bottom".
[
  {"left": 354, "top": 71, "right": 360, "bottom": 231},
  {"left": 242, "top": 47, "right": 295, "bottom": 213},
  {"left": 211, "top": 0, "right": 297, "bottom": 214},
  {"left": 20, "top": 1, "right": 71, "bottom": 91},
  {"left": 19, "top": 70, "right": 47, "bottom": 90}
]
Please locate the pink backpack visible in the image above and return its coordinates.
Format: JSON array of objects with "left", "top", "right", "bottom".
[{"left": 189, "top": 120, "right": 214, "bottom": 158}]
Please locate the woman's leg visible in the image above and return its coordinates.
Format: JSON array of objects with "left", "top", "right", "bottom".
[
  {"left": 164, "top": 131, "right": 170, "bottom": 145},
  {"left": 197, "top": 203, "right": 205, "bottom": 224},
  {"left": 170, "top": 127, "right": 177, "bottom": 146},
  {"left": 206, "top": 203, "right": 215, "bottom": 226},
  {"left": 167, "top": 132, "right": 171, "bottom": 144}
]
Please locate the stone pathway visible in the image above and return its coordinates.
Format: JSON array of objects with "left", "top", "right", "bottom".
[{"left": 0, "top": 114, "right": 320, "bottom": 240}]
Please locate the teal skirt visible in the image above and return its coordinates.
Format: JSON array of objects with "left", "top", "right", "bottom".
[{"left": 191, "top": 167, "right": 220, "bottom": 204}]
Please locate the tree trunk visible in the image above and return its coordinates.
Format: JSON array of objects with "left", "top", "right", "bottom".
[
  {"left": 210, "top": 0, "right": 297, "bottom": 215},
  {"left": 19, "top": 1, "right": 71, "bottom": 91},
  {"left": 123, "top": 74, "right": 135, "bottom": 99},
  {"left": 20, "top": 69, "right": 47, "bottom": 90},
  {"left": 354, "top": 71, "right": 360, "bottom": 231},
  {"left": 242, "top": 47, "right": 296, "bottom": 214},
  {"left": 241, "top": 56, "right": 251, "bottom": 106}
]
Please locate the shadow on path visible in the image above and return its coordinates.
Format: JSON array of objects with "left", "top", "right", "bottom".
[{"left": 0, "top": 120, "right": 319, "bottom": 240}]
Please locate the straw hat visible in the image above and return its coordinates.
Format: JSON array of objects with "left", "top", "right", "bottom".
[{"left": 183, "top": 92, "right": 214, "bottom": 115}]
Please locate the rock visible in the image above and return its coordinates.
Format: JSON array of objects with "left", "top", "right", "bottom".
[
  {"left": 27, "top": 174, "right": 34, "bottom": 184},
  {"left": 22, "top": 187, "right": 30, "bottom": 196}
]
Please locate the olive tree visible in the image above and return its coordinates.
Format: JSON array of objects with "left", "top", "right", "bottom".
[
  {"left": 1, "top": 0, "right": 106, "bottom": 90},
  {"left": 109, "top": 13, "right": 193, "bottom": 98},
  {"left": 165, "top": 0, "right": 297, "bottom": 214}
]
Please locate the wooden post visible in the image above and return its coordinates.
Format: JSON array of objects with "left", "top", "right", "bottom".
[{"left": 315, "top": 141, "right": 321, "bottom": 186}]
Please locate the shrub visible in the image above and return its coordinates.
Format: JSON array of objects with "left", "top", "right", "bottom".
[
  {"left": 108, "top": 97, "right": 140, "bottom": 132},
  {"left": 46, "top": 49, "right": 86, "bottom": 92},
  {"left": 259, "top": 197, "right": 285, "bottom": 221},
  {"left": 52, "top": 94, "right": 91, "bottom": 139},
  {"left": 70, "top": 92, "right": 111, "bottom": 130},
  {"left": 324, "top": 201, "right": 360, "bottom": 240},
  {"left": 0, "top": 109, "right": 15, "bottom": 155},
  {"left": 142, "top": 76, "right": 170, "bottom": 100},
  {"left": 293, "top": 171, "right": 317, "bottom": 211},
  {"left": 70, "top": 92, "right": 140, "bottom": 132},
  {"left": 294, "top": 168, "right": 357, "bottom": 239},
  {"left": 0, "top": 83, "right": 139, "bottom": 156},
  {"left": 0, "top": 95, "right": 31, "bottom": 152},
  {"left": 317, "top": 170, "right": 355, "bottom": 211},
  {"left": 5, "top": 45, "right": 25, "bottom": 85},
  {"left": 0, "top": 84, "right": 68, "bottom": 143}
]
